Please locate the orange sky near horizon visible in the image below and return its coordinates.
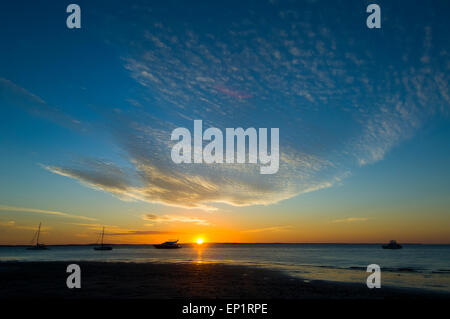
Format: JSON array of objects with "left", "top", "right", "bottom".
[{"left": 1, "top": 211, "right": 449, "bottom": 245}]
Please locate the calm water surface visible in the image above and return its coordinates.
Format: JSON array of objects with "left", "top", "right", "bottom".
[{"left": 1, "top": 244, "right": 449, "bottom": 292}]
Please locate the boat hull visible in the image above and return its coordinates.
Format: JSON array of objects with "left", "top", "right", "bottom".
[
  {"left": 382, "top": 245, "right": 402, "bottom": 249},
  {"left": 153, "top": 244, "right": 182, "bottom": 249},
  {"left": 26, "top": 246, "right": 49, "bottom": 250},
  {"left": 94, "top": 246, "right": 113, "bottom": 251}
]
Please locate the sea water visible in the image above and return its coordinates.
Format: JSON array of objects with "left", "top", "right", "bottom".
[{"left": 1, "top": 244, "right": 449, "bottom": 292}]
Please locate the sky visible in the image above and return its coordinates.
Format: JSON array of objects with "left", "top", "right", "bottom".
[{"left": 0, "top": 0, "right": 449, "bottom": 244}]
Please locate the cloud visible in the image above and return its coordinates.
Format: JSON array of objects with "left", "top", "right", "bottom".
[
  {"left": 43, "top": 120, "right": 339, "bottom": 210},
  {"left": 331, "top": 217, "right": 369, "bottom": 224},
  {"left": 0, "top": 220, "right": 50, "bottom": 231},
  {"left": 0, "top": 205, "right": 97, "bottom": 221},
  {"left": 43, "top": 153, "right": 333, "bottom": 210},
  {"left": 0, "top": 220, "right": 16, "bottom": 227},
  {"left": 143, "top": 214, "right": 210, "bottom": 226},
  {"left": 108, "top": 230, "right": 175, "bottom": 236},
  {"left": 42, "top": 3, "right": 449, "bottom": 210},
  {"left": 68, "top": 222, "right": 117, "bottom": 231},
  {"left": 43, "top": 161, "right": 143, "bottom": 203},
  {"left": 242, "top": 225, "right": 292, "bottom": 233},
  {"left": 68, "top": 222, "right": 174, "bottom": 237},
  {"left": 0, "top": 78, "right": 84, "bottom": 131}
]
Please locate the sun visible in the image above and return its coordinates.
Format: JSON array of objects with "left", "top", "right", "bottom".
[{"left": 196, "top": 238, "right": 204, "bottom": 245}]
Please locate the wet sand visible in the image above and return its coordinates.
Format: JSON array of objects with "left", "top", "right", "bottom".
[{"left": 0, "top": 261, "right": 448, "bottom": 299}]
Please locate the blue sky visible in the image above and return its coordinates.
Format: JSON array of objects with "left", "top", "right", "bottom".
[{"left": 0, "top": 0, "right": 449, "bottom": 243}]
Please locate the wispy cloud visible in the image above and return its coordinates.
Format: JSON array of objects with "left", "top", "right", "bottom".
[
  {"left": 331, "top": 217, "right": 370, "bottom": 224},
  {"left": 143, "top": 214, "right": 210, "bottom": 226},
  {"left": 43, "top": 163, "right": 143, "bottom": 203},
  {"left": 40, "top": 4, "right": 449, "bottom": 211},
  {"left": 0, "top": 78, "right": 84, "bottom": 131},
  {"left": 108, "top": 230, "right": 175, "bottom": 236},
  {"left": 68, "top": 222, "right": 117, "bottom": 231},
  {"left": 0, "top": 205, "right": 96, "bottom": 221},
  {"left": 242, "top": 225, "right": 292, "bottom": 233},
  {"left": 68, "top": 222, "right": 174, "bottom": 237},
  {"left": 0, "top": 220, "right": 16, "bottom": 227},
  {"left": 0, "top": 220, "right": 50, "bottom": 231},
  {"left": 43, "top": 159, "right": 325, "bottom": 210}
]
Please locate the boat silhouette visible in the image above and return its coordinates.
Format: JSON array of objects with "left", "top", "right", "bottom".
[
  {"left": 26, "top": 222, "right": 48, "bottom": 250},
  {"left": 94, "top": 226, "right": 113, "bottom": 251},
  {"left": 154, "top": 239, "right": 182, "bottom": 249},
  {"left": 382, "top": 240, "right": 402, "bottom": 249}
]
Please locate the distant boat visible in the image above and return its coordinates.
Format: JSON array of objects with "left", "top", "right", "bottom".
[
  {"left": 94, "top": 226, "right": 113, "bottom": 251},
  {"left": 382, "top": 240, "right": 402, "bottom": 249},
  {"left": 26, "top": 222, "right": 48, "bottom": 250},
  {"left": 154, "top": 239, "right": 182, "bottom": 249}
]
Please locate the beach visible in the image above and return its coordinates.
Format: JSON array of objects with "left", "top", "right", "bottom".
[{"left": 0, "top": 261, "right": 448, "bottom": 299}]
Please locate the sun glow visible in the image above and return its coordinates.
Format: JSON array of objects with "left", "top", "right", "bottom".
[{"left": 196, "top": 238, "right": 204, "bottom": 245}]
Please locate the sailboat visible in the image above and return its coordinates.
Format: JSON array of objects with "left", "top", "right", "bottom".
[
  {"left": 26, "top": 222, "right": 48, "bottom": 250},
  {"left": 94, "top": 226, "right": 113, "bottom": 251}
]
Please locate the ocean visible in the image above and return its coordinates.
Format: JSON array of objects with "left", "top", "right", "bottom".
[{"left": 1, "top": 244, "right": 449, "bottom": 292}]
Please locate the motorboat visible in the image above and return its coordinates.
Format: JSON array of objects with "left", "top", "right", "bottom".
[
  {"left": 154, "top": 239, "right": 182, "bottom": 249},
  {"left": 382, "top": 240, "right": 402, "bottom": 249}
]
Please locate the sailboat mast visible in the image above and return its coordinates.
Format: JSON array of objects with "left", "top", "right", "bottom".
[
  {"left": 101, "top": 226, "right": 105, "bottom": 247},
  {"left": 36, "top": 222, "right": 41, "bottom": 246}
]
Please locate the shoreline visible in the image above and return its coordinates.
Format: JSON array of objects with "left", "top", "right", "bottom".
[{"left": 1, "top": 261, "right": 449, "bottom": 299}]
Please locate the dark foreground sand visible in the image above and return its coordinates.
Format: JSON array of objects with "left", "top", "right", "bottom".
[{"left": 0, "top": 261, "right": 448, "bottom": 299}]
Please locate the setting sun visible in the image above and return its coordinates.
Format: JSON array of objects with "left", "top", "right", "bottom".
[{"left": 196, "top": 238, "right": 204, "bottom": 245}]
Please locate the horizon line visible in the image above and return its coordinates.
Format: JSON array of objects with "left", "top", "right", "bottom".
[{"left": 2, "top": 242, "right": 450, "bottom": 247}]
